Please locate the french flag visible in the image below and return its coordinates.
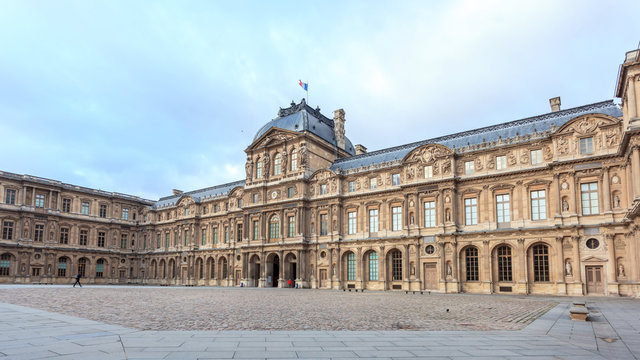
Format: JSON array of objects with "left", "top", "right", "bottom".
[{"left": 298, "top": 80, "right": 308, "bottom": 91}]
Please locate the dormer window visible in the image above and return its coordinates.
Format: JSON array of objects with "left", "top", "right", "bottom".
[{"left": 580, "top": 137, "right": 593, "bottom": 154}]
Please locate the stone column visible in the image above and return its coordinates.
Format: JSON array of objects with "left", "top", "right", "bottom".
[
  {"left": 378, "top": 246, "right": 385, "bottom": 289},
  {"left": 517, "top": 238, "right": 527, "bottom": 293},
  {"left": 571, "top": 235, "right": 582, "bottom": 286},
  {"left": 569, "top": 172, "right": 577, "bottom": 215},
  {"left": 402, "top": 244, "right": 410, "bottom": 290},
  {"left": 356, "top": 247, "right": 362, "bottom": 289},
  {"left": 555, "top": 237, "right": 565, "bottom": 294},
  {"left": 483, "top": 240, "right": 491, "bottom": 293},
  {"left": 278, "top": 250, "right": 284, "bottom": 287},
  {"left": 628, "top": 75, "right": 638, "bottom": 119},
  {"left": 336, "top": 247, "right": 342, "bottom": 289},
  {"left": 603, "top": 167, "right": 611, "bottom": 212},
  {"left": 633, "top": 147, "right": 640, "bottom": 199},
  {"left": 296, "top": 249, "right": 302, "bottom": 284},
  {"left": 606, "top": 234, "right": 617, "bottom": 288},
  {"left": 414, "top": 242, "right": 421, "bottom": 290}
]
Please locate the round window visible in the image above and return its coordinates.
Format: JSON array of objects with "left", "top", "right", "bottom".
[
  {"left": 120, "top": 259, "right": 126, "bottom": 264},
  {"left": 34, "top": 254, "right": 41, "bottom": 260},
  {"left": 425, "top": 245, "right": 435, "bottom": 254},
  {"left": 586, "top": 238, "right": 599, "bottom": 249},
  {"left": 320, "top": 251, "right": 326, "bottom": 258},
  {"left": 236, "top": 255, "right": 241, "bottom": 261}
]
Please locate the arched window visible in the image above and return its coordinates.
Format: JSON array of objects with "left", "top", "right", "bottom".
[
  {"left": 78, "top": 258, "right": 87, "bottom": 277},
  {"left": 368, "top": 251, "right": 378, "bottom": 280},
  {"left": 290, "top": 151, "right": 298, "bottom": 171},
  {"left": 497, "top": 246, "right": 512, "bottom": 282},
  {"left": 391, "top": 250, "right": 402, "bottom": 281},
  {"left": 256, "top": 160, "right": 263, "bottom": 179},
  {"left": 347, "top": 253, "right": 356, "bottom": 281},
  {"left": 533, "top": 244, "right": 549, "bottom": 282},
  {"left": 0, "top": 254, "right": 11, "bottom": 276},
  {"left": 197, "top": 259, "right": 204, "bottom": 279},
  {"left": 96, "top": 259, "right": 105, "bottom": 278},
  {"left": 465, "top": 247, "right": 479, "bottom": 281},
  {"left": 269, "top": 216, "right": 280, "bottom": 239},
  {"left": 274, "top": 153, "right": 282, "bottom": 176},
  {"left": 57, "top": 257, "right": 68, "bottom": 277}
]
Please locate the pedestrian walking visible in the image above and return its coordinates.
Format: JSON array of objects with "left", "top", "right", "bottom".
[
  {"left": 288, "top": 279, "right": 292, "bottom": 288},
  {"left": 73, "top": 273, "right": 82, "bottom": 287}
]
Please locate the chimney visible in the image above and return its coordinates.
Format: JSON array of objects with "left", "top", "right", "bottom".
[
  {"left": 549, "top": 97, "right": 561, "bottom": 112},
  {"left": 333, "top": 109, "right": 346, "bottom": 150},
  {"left": 172, "top": 189, "right": 183, "bottom": 196},
  {"left": 355, "top": 144, "right": 367, "bottom": 155}
]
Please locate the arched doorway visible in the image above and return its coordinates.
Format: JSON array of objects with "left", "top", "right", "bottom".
[
  {"left": 266, "top": 253, "right": 279, "bottom": 287},
  {"left": 284, "top": 253, "right": 297, "bottom": 287},
  {"left": 249, "top": 254, "right": 261, "bottom": 287}
]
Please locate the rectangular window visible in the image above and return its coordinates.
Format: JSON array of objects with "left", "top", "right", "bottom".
[
  {"left": 35, "top": 194, "right": 45, "bottom": 208},
  {"left": 2, "top": 221, "right": 14, "bottom": 240},
  {"left": 349, "top": 181, "right": 355, "bottom": 192},
  {"left": 237, "top": 224, "right": 242, "bottom": 242},
  {"left": 57, "top": 260, "right": 67, "bottom": 277},
  {"left": 253, "top": 220, "right": 259, "bottom": 240},
  {"left": 213, "top": 229, "right": 218, "bottom": 244},
  {"left": 224, "top": 226, "right": 229, "bottom": 243},
  {"left": 201, "top": 229, "right": 207, "bottom": 245},
  {"left": 531, "top": 190, "right": 547, "bottom": 220},
  {"left": 98, "top": 232, "right": 105, "bottom": 247},
  {"left": 79, "top": 229, "right": 88, "bottom": 246},
  {"left": 392, "top": 173, "right": 400, "bottom": 186},
  {"left": 290, "top": 152, "right": 298, "bottom": 171},
  {"left": 496, "top": 155, "right": 507, "bottom": 170},
  {"left": 424, "top": 201, "right": 436, "bottom": 227},
  {"left": 424, "top": 165, "right": 433, "bottom": 179},
  {"left": 392, "top": 206, "right": 402, "bottom": 231},
  {"left": 581, "top": 182, "right": 599, "bottom": 215},
  {"left": 202, "top": 206, "right": 208, "bottom": 214},
  {"left": 369, "top": 209, "right": 379, "bottom": 232},
  {"left": 156, "top": 233, "right": 161, "bottom": 248},
  {"left": 347, "top": 254, "right": 356, "bottom": 281},
  {"left": 269, "top": 221, "right": 279, "bottom": 239},
  {"left": 288, "top": 187, "right": 294, "bottom": 198},
  {"left": 348, "top": 211, "right": 357, "bottom": 235},
  {"left": 370, "top": 178, "right": 377, "bottom": 189},
  {"left": 320, "top": 214, "right": 328, "bottom": 235},
  {"left": 99, "top": 204, "right": 107, "bottom": 218},
  {"left": 59, "top": 228, "right": 69, "bottom": 244},
  {"left": 464, "top": 198, "right": 478, "bottom": 225},
  {"left": 81, "top": 202, "right": 90, "bottom": 215},
  {"left": 62, "top": 198, "right": 71, "bottom": 213},
  {"left": 368, "top": 252, "right": 378, "bottom": 280},
  {"left": 580, "top": 137, "right": 593, "bottom": 154},
  {"left": 238, "top": 199, "right": 242, "bottom": 208},
  {"left": 34, "top": 224, "right": 44, "bottom": 242},
  {"left": 96, "top": 262, "right": 104, "bottom": 278},
  {"left": 120, "top": 234, "right": 127, "bottom": 249},
  {"left": 496, "top": 194, "right": 510, "bottom": 224},
  {"left": 185, "top": 208, "right": 189, "bottom": 216},
  {"left": 530, "top": 149, "right": 543, "bottom": 165},
  {"left": 320, "top": 184, "right": 327, "bottom": 195},
  {"left": 122, "top": 208, "right": 129, "bottom": 220},
  {"left": 256, "top": 162, "right": 262, "bottom": 178},
  {"left": 465, "top": 161, "right": 474, "bottom": 175},
  {"left": 5, "top": 189, "right": 16, "bottom": 205},
  {"left": 165, "top": 233, "right": 170, "bottom": 247},
  {"left": 288, "top": 216, "right": 295, "bottom": 237},
  {"left": 214, "top": 204, "right": 219, "bottom": 212},
  {"left": 0, "top": 258, "right": 10, "bottom": 276}
]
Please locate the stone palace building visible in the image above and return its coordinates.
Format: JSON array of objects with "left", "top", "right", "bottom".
[{"left": 2, "top": 49, "right": 640, "bottom": 297}]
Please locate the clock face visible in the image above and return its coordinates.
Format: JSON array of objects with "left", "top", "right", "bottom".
[{"left": 271, "top": 191, "right": 277, "bottom": 199}]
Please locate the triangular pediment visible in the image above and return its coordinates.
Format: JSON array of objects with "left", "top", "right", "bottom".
[
  {"left": 246, "top": 127, "right": 300, "bottom": 151},
  {"left": 583, "top": 255, "right": 608, "bottom": 262},
  {"left": 403, "top": 143, "right": 453, "bottom": 164},
  {"left": 309, "top": 169, "right": 337, "bottom": 182}
]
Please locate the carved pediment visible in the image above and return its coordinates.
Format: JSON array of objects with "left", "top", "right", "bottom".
[
  {"left": 403, "top": 144, "right": 453, "bottom": 164},
  {"left": 555, "top": 114, "right": 620, "bottom": 136},
  {"left": 309, "top": 169, "right": 336, "bottom": 182},
  {"left": 582, "top": 256, "right": 608, "bottom": 262},
  {"left": 247, "top": 128, "right": 299, "bottom": 151},
  {"left": 177, "top": 196, "right": 195, "bottom": 207}
]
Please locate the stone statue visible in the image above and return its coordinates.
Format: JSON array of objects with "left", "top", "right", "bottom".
[
  {"left": 446, "top": 263, "right": 452, "bottom": 277},
  {"left": 245, "top": 158, "right": 253, "bottom": 180},
  {"left": 565, "top": 261, "right": 572, "bottom": 276},
  {"left": 263, "top": 153, "right": 270, "bottom": 176},
  {"left": 613, "top": 195, "right": 620, "bottom": 208},
  {"left": 299, "top": 144, "right": 308, "bottom": 168},
  {"left": 618, "top": 263, "right": 625, "bottom": 277},
  {"left": 562, "top": 199, "right": 569, "bottom": 212},
  {"left": 446, "top": 209, "right": 451, "bottom": 222},
  {"left": 281, "top": 150, "right": 288, "bottom": 174}
]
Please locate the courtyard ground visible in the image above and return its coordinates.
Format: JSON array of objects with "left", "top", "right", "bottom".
[{"left": 0, "top": 285, "right": 557, "bottom": 331}]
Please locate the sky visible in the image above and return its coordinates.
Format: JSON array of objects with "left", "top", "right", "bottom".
[{"left": 1, "top": 1, "right": 639, "bottom": 201}]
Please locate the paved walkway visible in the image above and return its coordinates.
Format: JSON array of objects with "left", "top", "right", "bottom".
[{"left": 0, "top": 297, "right": 639, "bottom": 359}]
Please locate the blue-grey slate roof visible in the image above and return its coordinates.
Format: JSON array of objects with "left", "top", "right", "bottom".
[
  {"left": 330, "top": 100, "right": 622, "bottom": 172},
  {"left": 153, "top": 180, "right": 245, "bottom": 208}
]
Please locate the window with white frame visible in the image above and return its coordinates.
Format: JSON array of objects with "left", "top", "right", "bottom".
[
  {"left": 580, "top": 138, "right": 593, "bottom": 155},
  {"left": 256, "top": 161, "right": 263, "bottom": 178},
  {"left": 35, "top": 194, "right": 45, "bottom": 208},
  {"left": 424, "top": 165, "right": 433, "bottom": 179},
  {"left": 320, "top": 184, "right": 327, "bottom": 195},
  {"left": 581, "top": 182, "right": 599, "bottom": 215},
  {"left": 496, "top": 155, "right": 507, "bottom": 170},
  {"left": 370, "top": 178, "right": 377, "bottom": 189},
  {"left": 81, "top": 201, "right": 90, "bottom": 215},
  {"left": 369, "top": 209, "right": 379, "bottom": 232},
  {"left": 392, "top": 206, "right": 402, "bottom": 231},
  {"left": 424, "top": 201, "right": 436, "bottom": 227},
  {"left": 392, "top": 173, "right": 400, "bottom": 186},
  {"left": 273, "top": 153, "right": 282, "bottom": 175},
  {"left": 465, "top": 161, "right": 474, "bottom": 175},
  {"left": 348, "top": 211, "right": 356, "bottom": 234},
  {"left": 290, "top": 151, "right": 298, "bottom": 171},
  {"left": 5, "top": 189, "right": 16, "bottom": 205},
  {"left": 530, "top": 190, "right": 546, "bottom": 220},
  {"left": 530, "top": 149, "right": 543, "bottom": 165},
  {"left": 348, "top": 181, "right": 355, "bottom": 192},
  {"left": 496, "top": 194, "right": 510, "bottom": 224},
  {"left": 464, "top": 198, "right": 478, "bottom": 225}
]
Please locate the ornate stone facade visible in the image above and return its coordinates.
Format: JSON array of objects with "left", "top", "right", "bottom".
[{"left": 2, "top": 49, "right": 640, "bottom": 296}]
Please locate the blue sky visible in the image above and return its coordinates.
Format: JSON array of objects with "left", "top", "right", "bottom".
[{"left": 1, "top": 1, "right": 639, "bottom": 200}]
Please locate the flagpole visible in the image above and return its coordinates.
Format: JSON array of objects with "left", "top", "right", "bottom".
[{"left": 307, "top": 81, "right": 309, "bottom": 105}]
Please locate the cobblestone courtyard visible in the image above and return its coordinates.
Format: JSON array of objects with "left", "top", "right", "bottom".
[{"left": 0, "top": 286, "right": 557, "bottom": 331}]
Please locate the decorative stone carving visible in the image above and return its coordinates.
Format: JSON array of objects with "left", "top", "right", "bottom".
[
  {"left": 562, "top": 199, "right": 569, "bottom": 212},
  {"left": 613, "top": 195, "right": 621, "bottom": 208},
  {"left": 474, "top": 158, "right": 483, "bottom": 170},
  {"left": 263, "top": 153, "right": 270, "bottom": 177},
  {"left": 487, "top": 156, "right": 495, "bottom": 169},
  {"left": 508, "top": 152, "right": 517, "bottom": 165},
  {"left": 543, "top": 145, "right": 553, "bottom": 160},
  {"left": 406, "top": 165, "right": 415, "bottom": 180},
  {"left": 442, "top": 160, "right": 451, "bottom": 175},
  {"left": 299, "top": 144, "right": 308, "bottom": 169},
  {"left": 618, "top": 263, "right": 625, "bottom": 277},
  {"left": 557, "top": 136, "right": 569, "bottom": 155},
  {"left": 606, "top": 128, "right": 620, "bottom": 147},
  {"left": 520, "top": 151, "right": 529, "bottom": 164},
  {"left": 565, "top": 260, "right": 572, "bottom": 276}
]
